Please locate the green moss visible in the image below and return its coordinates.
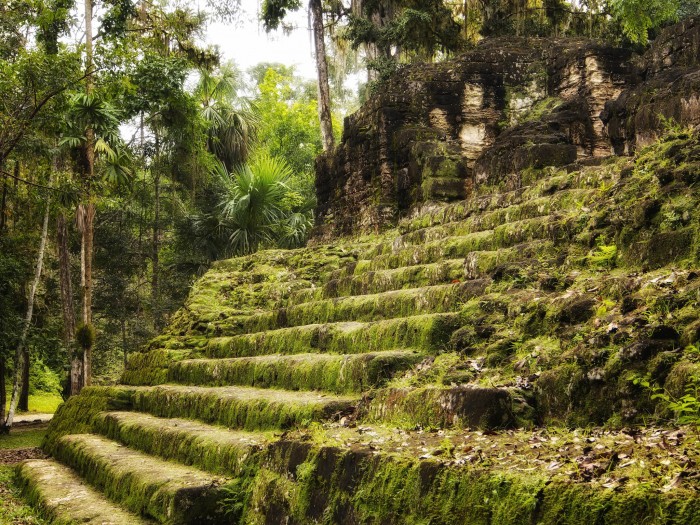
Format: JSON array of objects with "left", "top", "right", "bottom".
[
  {"left": 206, "top": 313, "right": 462, "bottom": 358},
  {"left": 43, "top": 386, "right": 135, "bottom": 455},
  {"left": 168, "top": 351, "right": 423, "bottom": 394},
  {"left": 52, "top": 434, "right": 227, "bottom": 524},
  {"left": 129, "top": 385, "right": 358, "bottom": 431},
  {"left": 15, "top": 459, "right": 147, "bottom": 525},
  {"left": 364, "top": 385, "right": 515, "bottom": 430},
  {"left": 94, "top": 411, "right": 268, "bottom": 476},
  {"left": 222, "top": 438, "right": 700, "bottom": 524}
]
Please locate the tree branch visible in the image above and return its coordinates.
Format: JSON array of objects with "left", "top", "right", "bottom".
[{"left": 0, "top": 169, "right": 58, "bottom": 191}]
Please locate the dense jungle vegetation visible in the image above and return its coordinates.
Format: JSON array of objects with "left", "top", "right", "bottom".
[{"left": 1, "top": 0, "right": 698, "bottom": 433}]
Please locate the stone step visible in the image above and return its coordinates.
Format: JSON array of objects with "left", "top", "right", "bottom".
[
  {"left": 303, "top": 240, "right": 558, "bottom": 302},
  {"left": 291, "top": 258, "right": 467, "bottom": 303},
  {"left": 94, "top": 411, "right": 265, "bottom": 476},
  {"left": 129, "top": 384, "right": 358, "bottom": 430},
  {"left": 391, "top": 190, "right": 597, "bottom": 251},
  {"left": 397, "top": 165, "right": 614, "bottom": 234},
  {"left": 364, "top": 385, "right": 518, "bottom": 430},
  {"left": 355, "top": 215, "right": 580, "bottom": 273},
  {"left": 231, "top": 281, "right": 487, "bottom": 336},
  {"left": 16, "top": 459, "right": 153, "bottom": 525},
  {"left": 122, "top": 348, "right": 203, "bottom": 386},
  {"left": 165, "top": 350, "right": 423, "bottom": 393},
  {"left": 204, "top": 313, "right": 461, "bottom": 358},
  {"left": 52, "top": 433, "right": 228, "bottom": 524}
]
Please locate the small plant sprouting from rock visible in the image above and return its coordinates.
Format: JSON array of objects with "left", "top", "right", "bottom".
[
  {"left": 588, "top": 241, "right": 618, "bottom": 269},
  {"left": 630, "top": 372, "right": 700, "bottom": 428}
]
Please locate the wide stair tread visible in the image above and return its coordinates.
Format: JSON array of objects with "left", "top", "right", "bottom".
[
  {"left": 16, "top": 459, "right": 153, "bottom": 525},
  {"left": 397, "top": 168, "right": 610, "bottom": 233},
  {"left": 52, "top": 433, "right": 227, "bottom": 524},
  {"left": 387, "top": 189, "right": 597, "bottom": 249},
  {"left": 355, "top": 216, "right": 577, "bottom": 273},
  {"left": 203, "top": 312, "right": 459, "bottom": 358},
  {"left": 130, "top": 384, "right": 358, "bottom": 430},
  {"left": 233, "top": 281, "right": 486, "bottom": 336},
  {"left": 95, "top": 411, "right": 265, "bottom": 476},
  {"left": 166, "top": 350, "right": 423, "bottom": 393}
]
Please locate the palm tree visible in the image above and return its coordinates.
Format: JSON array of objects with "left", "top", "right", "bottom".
[
  {"left": 215, "top": 154, "right": 312, "bottom": 256},
  {"left": 195, "top": 65, "right": 258, "bottom": 171}
]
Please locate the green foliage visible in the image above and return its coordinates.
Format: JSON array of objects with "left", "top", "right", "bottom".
[
  {"left": 587, "top": 242, "right": 618, "bottom": 269},
  {"left": 261, "top": 0, "right": 302, "bottom": 31},
  {"left": 609, "top": 0, "right": 681, "bottom": 44},
  {"left": 631, "top": 374, "right": 700, "bottom": 427},
  {"left": 28, "top": 358, "right": 62, "bottom": 396},
  {"left": 216, "top": 154, "right": 305, "bottom": 255},
  {"left": 253, "top": 67, "right": 322, "bottom": 176}
]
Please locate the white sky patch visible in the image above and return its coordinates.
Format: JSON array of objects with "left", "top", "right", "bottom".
[{"left": 193, "top": 0, "right": 318, "bottom": 79}]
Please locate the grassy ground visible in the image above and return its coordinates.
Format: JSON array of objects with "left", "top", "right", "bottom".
[
  {"left": 4, "top": 393, "right": 64, "bottom": 414},
  {"left": 0, "top": 427, "right": 48, "bottom": 525}
]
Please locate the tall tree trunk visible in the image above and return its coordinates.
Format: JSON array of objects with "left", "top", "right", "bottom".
[
  {"left": 19, "top": 345, "right": 29, "bottom": 411},
  {"left": 82, "top": 0, "right": 96, "bottom": 387},
  {"left": 152, "top": 133, "right": 161, "bottom": 330},
  {"left": 81, "top": 203, "right": 95, "bottom": 386},
  {"left": 58, "top": 212, "right": 80, "bottom": 396},
  {"left": 310, "top": 0, "right": 335, "bottom": 152},
  {"left": 0, "top": 357, "right": 6, "bottom": 426},
  {"left": 0, "top": 161, "right": 7, "bottom": 234},
  {"left": 151, "top": 170, "right": 161, "bottom": 330},
  {"left": 3, "top": 196, "right": 50, "bottom": 431},
  {"left": 121, "top": 320, "right": 128, "bottom": 369}
]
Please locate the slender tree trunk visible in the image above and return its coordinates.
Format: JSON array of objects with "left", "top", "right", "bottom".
[
  {"left": 0, "top": 161, "right": 7, "bottom": 234},
  {"left": 0, "top": 357, "right": 6, "bottom": 426},
  {"left": 3, "top": 196, "right": 50, "bottom": 431},
  {"left": 152, "top": 172, "right": 161, "bottom": 329},
  {"left": 19, "top": 345, "right": 29, "bottom": 411},
  {"left": 310, "top": 0, "right": 335, "bottom": 152},
  {"left": 81, "top": 203, "right": 94, "bottom": 386},
  {"left": 121, "top": 320, "right": 128, "bottom": 369},
  {"left": 81, "top": 0, "right": 96, "bottom": 387},
  {"left": 58, "top": 212, "right": 81, "bottom": 396},
  {"left": 152, "top": 133, "right": 161, "bottom": 330}
]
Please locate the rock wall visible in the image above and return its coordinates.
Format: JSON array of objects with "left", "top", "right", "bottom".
[
  {"left": 315, "top": 18, "right": 700, "bottom": 237},
  {"left": 603, "top": 17, "right": 700, "bottom": 154}
]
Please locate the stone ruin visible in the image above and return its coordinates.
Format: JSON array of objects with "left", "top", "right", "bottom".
[{"left": 315, "top": 17, "right": 700, "bottom": 237}]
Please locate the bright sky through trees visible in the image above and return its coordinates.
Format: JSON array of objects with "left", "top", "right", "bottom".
[{"left": 198, "top": 0, "right": 318, "bottom": 79}]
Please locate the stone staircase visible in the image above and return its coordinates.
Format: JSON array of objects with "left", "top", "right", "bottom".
[{"left": 17, "top": 131, "right": 700, "bottom": 523}]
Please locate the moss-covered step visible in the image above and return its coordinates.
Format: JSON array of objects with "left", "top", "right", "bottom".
[
  {"left": 397, "top": 163, "right": 616, "bottom": 234},
  {"left": 312, "top": 241, "right": 557, "bottom": 301},
  {"left": 236, "top": 281, "right": 487, "bottom": 335},
  {"left": 205, "top": 313, "right": 461, "bottom": 358},
  {"left": 363, "top": 385, "right": 517, "bottom": 429},
  {"left": 16, "top": 459, "right": 153, "bottom": 525},
  {"left": 357, "top": 216, "right": 580, "bottom": 273},
  {"left": 166, "top": 351, "right": 424, "bottom": 393},
  {"left": 290, "top": 259, "right": 468, "bottom": 303},
  {"left": 52, "top": 433, "right": 228, "bottom": 524},
  {"left": 94, "top": 411, "right": 267, "bottom": 476},
  {"left": 237, "top": 424, "right": 700, "bottom": 525},
  {"left": 121, "top": 348, "right": 206, "bottom": 386},
  {"left": 389, "top": 189, "right": 598, "bottom": 251},
  {"left": 129, "top": 384, "right": 358, "bottom": 430}
]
